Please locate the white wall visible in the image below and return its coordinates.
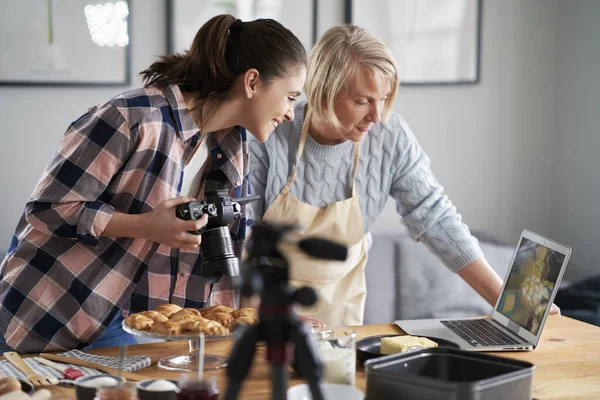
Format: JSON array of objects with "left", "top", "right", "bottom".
[
  {"left": 552, "top": 0, "right": 600, "bottom": 281},
  {"left": 0, "top": 0, "right": 166, "bottom": 250},
  {"left": 367, "top": 0, "right": 559, "bottom": 247}
]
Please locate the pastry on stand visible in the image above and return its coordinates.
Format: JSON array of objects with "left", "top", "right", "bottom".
[{"left": 122, "top": 304, "right": 257, "bottom": 372}]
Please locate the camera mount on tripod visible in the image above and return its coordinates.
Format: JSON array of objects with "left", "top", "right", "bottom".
[
  {"left": 224, "top": 221, "right": 348, "bottom": 400},
  {"left": 175, "top": 189, "right": 260, "bottom": 284}
]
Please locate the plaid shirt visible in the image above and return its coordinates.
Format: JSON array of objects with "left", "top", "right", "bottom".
[{"left": 0, "top": 84, "right": 249, "bottom": 352}]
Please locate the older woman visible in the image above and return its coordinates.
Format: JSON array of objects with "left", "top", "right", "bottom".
[{"left": 248, "top": 24, "right": 558, "bottom": 327}]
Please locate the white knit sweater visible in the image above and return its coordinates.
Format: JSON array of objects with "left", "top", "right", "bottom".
[{"left": 248, "top": 101, "right": 483, "bottom": 273}]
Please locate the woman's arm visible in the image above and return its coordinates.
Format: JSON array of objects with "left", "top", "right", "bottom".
[
  {"left": 458, "top": 257, "right": 561, "bottom": 314},
  {"left": 387, "top": 115, "right": 484, "bottom": 274},
  {"left": 457, "top": 257, "right": 504, "bottom": 306},
  {"left": 385, "top": 115, "right": 560, "bottom": 314},
  {"left": 24, "top": 102, "right": 132, "bottom": 245},
  {"left": 27, "top": 103, "right": 208, "bottom": 249},
  {"left": 102, "top": 197, "right": 208, "bottom": 249}
]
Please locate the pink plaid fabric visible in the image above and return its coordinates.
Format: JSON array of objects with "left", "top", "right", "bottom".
[{"left": 0, "top": 84, "right": 248, "bottom": 352}]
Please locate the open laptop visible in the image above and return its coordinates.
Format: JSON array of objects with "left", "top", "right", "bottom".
[{"left": 395, "top": 229, "right": 571, "bottom": 351}]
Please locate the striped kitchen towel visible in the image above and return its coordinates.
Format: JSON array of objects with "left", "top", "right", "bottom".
[
  {"left": 0, "top": 350, "right": 150, "bottom": 383},
  {"left": 57, "top": 350, "right": 151, "bottom": 372}
]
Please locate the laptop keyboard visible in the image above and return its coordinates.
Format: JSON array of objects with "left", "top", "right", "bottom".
[{"left": 440, "top": 319, "right": 523, "bottom": 347}]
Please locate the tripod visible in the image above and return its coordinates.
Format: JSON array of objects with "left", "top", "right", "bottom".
[{"left": 223, "top": 223, "right": 348, "bottom": 400}]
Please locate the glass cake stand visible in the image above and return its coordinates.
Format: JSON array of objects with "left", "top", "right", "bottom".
[{"left": 122, "top": 320, "right": 234, "bottom": 371}]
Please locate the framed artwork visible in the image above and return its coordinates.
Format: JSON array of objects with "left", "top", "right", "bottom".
[
  {"left": 346, "top": 0, "right": 482, "bottom": 86},
  {"left": 0, "top": 0, "right": 131, "bottom": 86},
  {"left": 167, "top": 0, "right": 318, "bottom": 54}
]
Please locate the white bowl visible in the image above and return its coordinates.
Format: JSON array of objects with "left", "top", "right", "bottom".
[
  {"left": 287, "top": 383, "right": 364, "bottom": 400},
  {"left": 136, "top": 378, "right": 179, "bottom": 400},
  {"left": 74, "top": 374, "right": 126, "bottom": 400}
]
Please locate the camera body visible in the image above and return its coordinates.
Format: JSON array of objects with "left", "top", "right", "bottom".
[
  {"left": 176, "top": 190, "right": 241, "bottom": 234},
  {"left": 175, "top": 189, "right": 260, "bottom": 284}
]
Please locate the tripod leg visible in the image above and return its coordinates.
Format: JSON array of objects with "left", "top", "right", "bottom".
[
  {"left": 223, "top": 324, "right": 261, "bottom": 400},
  {"left": 291, "top": 323, "right": 325, "bottom": 400},
  {"left": 264, "top": 325, "right": 291, "bottom": 400},
  {"left": 271, "top": 365, "right": 289, "bottom": 400}
]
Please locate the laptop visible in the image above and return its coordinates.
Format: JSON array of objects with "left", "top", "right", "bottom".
[{"left": 395, "top": 229, "right": 571, "bottom": 351}]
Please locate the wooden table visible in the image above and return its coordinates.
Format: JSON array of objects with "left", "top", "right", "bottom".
[{"left": 12, "top": 315, "right": 600, "bottom": 399}]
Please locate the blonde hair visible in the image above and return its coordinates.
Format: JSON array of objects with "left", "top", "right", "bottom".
[{"left": 305, "top": 24, "right": 399, "bottom": 128}]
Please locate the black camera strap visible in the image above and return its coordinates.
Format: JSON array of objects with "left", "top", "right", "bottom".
[{"left": 206, "top": 283, "right": 214, "bottom": 306}]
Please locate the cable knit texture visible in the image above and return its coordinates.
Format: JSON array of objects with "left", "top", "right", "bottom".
[{"left": 248, "top": 101, "right": 483, "bottom": 273}]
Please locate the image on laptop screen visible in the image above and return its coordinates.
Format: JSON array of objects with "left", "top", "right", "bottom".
[{"left": 497, "top": 237, "right": 566, "bottom": 335}]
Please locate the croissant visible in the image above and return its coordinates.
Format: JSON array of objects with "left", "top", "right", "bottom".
[
  {"left": 140, "top": 310, "right": 169, "bottom": 323},
  {"left": 230, "top": 316, "right": 258, "bottom": 330},
  {"left": 231, "top": 308, "right": 258, "bottom": 319},
  {"left": 200, "top": 305, "right": 233, "bottom": 316},
  {"left": 156, "top": 303, "right": 183, "bottom": 318},
  {"left": 151, "top": 321, "right": 182, "bottom": 336},
  {"left": 204, "top": 312, "right": 235, "bottom": 327},
  {"left": 201, "top": 320, "right": 230, "bottom": 336},
  {"left": 180, "top": 308, "right": 203, "bottom": 317},
  {"left": 0, "top": 377, "right": 21, "bottom": 396},
  {"left": 125, "top": 314, "right": 153, "bottom": 331},
  {"left": 169, "top": 309, "right": 205, "bottom": 324},
  {"left": 180, "top": 320, "right": 204, "bottom": 334}
]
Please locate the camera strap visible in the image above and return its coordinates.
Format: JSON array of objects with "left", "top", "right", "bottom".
[{"left": 206, "top": 283, "right": 214, "bottom": 305}]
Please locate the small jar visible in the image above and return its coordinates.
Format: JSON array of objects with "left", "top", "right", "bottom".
[
  {"left": 175, "top": 374, "right": 219, "bottom": 400},
  {"left": 315, "top": 328, "right": 357, "bottom": 386},
  {"left": 95, "top": 382, "right": 138, "bottom": 400}
]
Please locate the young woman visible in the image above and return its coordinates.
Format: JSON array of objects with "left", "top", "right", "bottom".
[{"left": 0, "top": 15, "right": 306, "bottom": 353}]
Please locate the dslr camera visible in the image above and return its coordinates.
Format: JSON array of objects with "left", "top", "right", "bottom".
[{"left": 175, "top": 189, "right": 260, "bottom": 284}]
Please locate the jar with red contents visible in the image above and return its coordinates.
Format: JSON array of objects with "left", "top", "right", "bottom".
[{"left": 175, "top": 374, "right": 219, "bottom": 400}]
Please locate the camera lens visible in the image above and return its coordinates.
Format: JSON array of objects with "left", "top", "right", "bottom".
[{"left": 200, "top": 226, "right": 240, "bottom": 284}]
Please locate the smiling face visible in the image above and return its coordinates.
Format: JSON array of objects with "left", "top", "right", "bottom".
[
  {"left": 311, "top": 67, "right": 393, "bottom": 145},
  {"left": 242, "top": 65, "right": 306, "bottom": 142}
]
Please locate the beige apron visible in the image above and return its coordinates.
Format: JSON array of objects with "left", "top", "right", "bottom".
[{"left": 262, "top": 111, "right": 369, "bottom": 327}]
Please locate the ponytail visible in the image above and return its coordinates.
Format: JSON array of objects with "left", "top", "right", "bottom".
[{"left": 140, "top": 14, "right": 306, "bottom": 103}]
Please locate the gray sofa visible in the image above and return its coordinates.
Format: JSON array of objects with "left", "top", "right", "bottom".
[{"left": 364, "top": 227, "right": 514, "bottom": 324}]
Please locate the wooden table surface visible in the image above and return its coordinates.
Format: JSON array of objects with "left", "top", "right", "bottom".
[{"left": 10, "top": 315, "right": 600, "bottom": 399}]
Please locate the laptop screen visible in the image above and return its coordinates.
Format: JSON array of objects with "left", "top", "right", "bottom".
[{"left": 496, "top": 237, "right": 567, "bottom": 336}]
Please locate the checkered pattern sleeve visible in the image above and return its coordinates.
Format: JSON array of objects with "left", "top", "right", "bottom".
[
  {"left": 25, "top": 102, "right": 132, "bottom": 245},
  {"left": 0, "top": 85, "right": 250, "bottom": 352},
  {"left": 0, "top": 102, "right": 143, "bottom": 352}
]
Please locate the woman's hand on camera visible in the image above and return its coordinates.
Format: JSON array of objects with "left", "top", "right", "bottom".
[{"left": 144, "top": 197, "right": 208, "bottom": 249}]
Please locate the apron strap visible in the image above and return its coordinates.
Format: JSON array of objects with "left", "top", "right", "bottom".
[
  {"left": 351, "top": 142, "right": 360, "bottom": 197},
  {"left": 282, "top": 109, "right": 312, "bottom": 194}
]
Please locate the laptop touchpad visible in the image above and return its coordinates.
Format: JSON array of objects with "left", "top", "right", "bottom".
[{"left": 414, "top": 329, "right": 458, "bottom": 342}]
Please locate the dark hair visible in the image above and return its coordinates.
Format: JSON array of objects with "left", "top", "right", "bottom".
[{"left": 140, "top": 14, "right": 306, "bottom": 101}]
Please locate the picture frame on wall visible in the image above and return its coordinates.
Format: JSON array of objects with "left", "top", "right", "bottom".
[
  {"left": 0, "top": 0, "right": 131, "bottom": 87},
  {"left": 346, "top": 0, "right": 482, "bottom": 86},
  {"left": 167, "top": 0, "right": 318, "bottom": 55}
]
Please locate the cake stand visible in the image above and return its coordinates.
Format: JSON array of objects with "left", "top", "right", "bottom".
[{"left": 122, "top": 320, "right": 234, "bottom": 371}]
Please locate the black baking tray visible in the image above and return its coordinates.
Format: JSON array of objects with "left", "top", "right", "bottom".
[
  {"left": 365, "top": 347, "right": 535, "bottom": 400},
  {"left": 356, "top": 334, "right": 459, "bottom": 365}
]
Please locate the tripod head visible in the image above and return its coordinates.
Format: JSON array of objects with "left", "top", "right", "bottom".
[{"left": 240, "top": 221, "right": 348, "bottom": 306}]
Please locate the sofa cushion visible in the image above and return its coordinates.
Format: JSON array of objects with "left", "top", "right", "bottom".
[
  {"left": 364, "top": 231, "right": 514, "bottom": 324},
  {"left": 397, "top": 238, "right": 513, "bottom": 320},
  {"left": 363, "top": 235, "right": 399, "bottom": 324}
]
